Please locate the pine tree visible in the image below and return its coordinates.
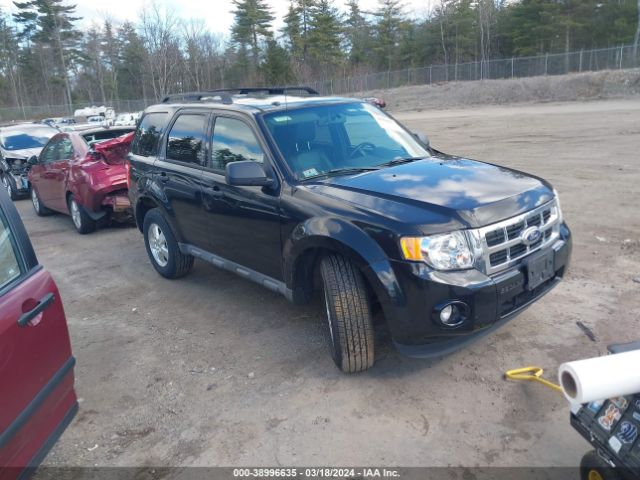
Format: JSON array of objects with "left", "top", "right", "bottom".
[
  {"left": 102, "top": 20, "right": 121, "bottom": 102},
  {"left": 307, "top": 0, "right": 343, "bottom": 75},
  {"left": 116, "top": 22, "right": 148, "bottom": 100},
  {"left": 261, "top": 39, "right": 294, "bottom": 84},
  {"left": 344, "top": 0, "right": 371, "bottom": 67},
  {"left": 231, "top": 0, "right": 274, "bottom": 68},
  {"left": 372, "top": 0, "right": 404, "bottom": 71},
  {"left": 282, "top": 2, "right": 302, "bottom": 61},
  {"left": 13, "top": 0, "right": 81, "bottom": 108},
  {"left": 0, "top": 9, "right": 24, "bottom": 112}
]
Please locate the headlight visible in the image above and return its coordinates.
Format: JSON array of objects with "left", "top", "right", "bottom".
[
  {"left": 553, "top": 189, "right": 563, "bottom": 223},
  {"left": 400, "top": 231, "right": 474, "bottom": 270}
]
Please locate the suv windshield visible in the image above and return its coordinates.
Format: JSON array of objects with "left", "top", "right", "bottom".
[
  {"left": 0, "top": 127, "right": 56, "bottom": 151},
  {"left": 263, "top": 102, "right": 429, "bottom": 180}
]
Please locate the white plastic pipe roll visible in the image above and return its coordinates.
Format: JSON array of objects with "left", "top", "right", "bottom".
[{"left": 558, "top": 350, "right": 640, "bottom": 404}]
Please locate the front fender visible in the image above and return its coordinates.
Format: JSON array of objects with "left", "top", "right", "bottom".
[{"left": 283, "top": 217, "right": 405, "bottom": 308}]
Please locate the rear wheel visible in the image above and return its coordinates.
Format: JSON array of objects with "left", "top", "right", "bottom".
[
  {"left": 31, "top": 187, "right": 52, "bottom": 216},
  {"left": 320, "top": 254, "right": 375, "bottom": 373},
  {"left": 1, "top": 174, "right": 17, "bottom": 200},
  {"left": 68, "top": 195, "right": 96, "bottom": 234},
  {"left": 579, "top": 450, "right": 621, "bottom": 480},
  {"left": 143, "top": 208, "right": 193, "bottom": 279}
]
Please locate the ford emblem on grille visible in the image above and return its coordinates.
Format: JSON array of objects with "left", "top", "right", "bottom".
[{"left": 521, "top": 226, "right": 542, "bottom": 246}]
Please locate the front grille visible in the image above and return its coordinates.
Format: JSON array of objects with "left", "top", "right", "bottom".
[
  {"left": 474, "top": 200, "right": 561, "bottom": 275},
  {"left": 506, "top": 221, "right": 525, "bottom": 240}
]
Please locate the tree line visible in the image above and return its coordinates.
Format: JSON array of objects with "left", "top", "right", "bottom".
[{"left": 0, "top": 0, "right": 639, "bottom": 112}]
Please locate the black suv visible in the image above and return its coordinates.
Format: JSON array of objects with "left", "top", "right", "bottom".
[{"left": 128, "top": 87, "right": 572, "bottom": 373}]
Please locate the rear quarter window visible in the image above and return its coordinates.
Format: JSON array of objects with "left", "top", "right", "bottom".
[{"left": 131, "top": 112, "right": 169, "bottom": 157}]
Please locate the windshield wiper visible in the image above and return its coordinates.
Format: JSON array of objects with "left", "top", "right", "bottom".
[
  {"left": 302, "top": 166, "right": 380, "bottom": 180},
  {"left": 377, "top": 156, "right": 427, "bottom": 168}
]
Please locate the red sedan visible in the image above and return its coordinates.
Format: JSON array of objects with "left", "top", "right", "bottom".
[{"left": 28, "top": 127, "right": 134, "bottom": 234}]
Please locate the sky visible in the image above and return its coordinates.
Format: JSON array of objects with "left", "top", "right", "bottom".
[{"left": 0, "top": 0, "right": 433, "bottom": 37}]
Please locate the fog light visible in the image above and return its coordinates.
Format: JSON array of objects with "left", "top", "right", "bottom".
[
  {"left": 434, "top": 302, "right": 469, "bottom": 328},
  {"left": 440, "top": 305, "right": 453, "bottom": 323}
]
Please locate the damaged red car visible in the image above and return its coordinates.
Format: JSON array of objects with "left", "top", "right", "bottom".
[{"left": 28, "top": 127, "right": 135, "bottom": 234}]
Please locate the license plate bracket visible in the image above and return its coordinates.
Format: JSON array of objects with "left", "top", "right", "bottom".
[{"left": 526, "top": 249, "right": 555, "bottom": 291}]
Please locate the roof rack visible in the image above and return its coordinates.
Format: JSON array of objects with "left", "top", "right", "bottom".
[
  {"left": 161, "top": 92, "right": 234, "bottom": 104},
  {"left": 207, "top": 86, "right": 319, "bottom": 96},
  {"left": 161, "top": 86, "right": 319, "bottom": 106}
]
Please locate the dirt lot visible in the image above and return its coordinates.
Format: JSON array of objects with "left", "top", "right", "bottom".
[
  {"left": 16, "top": 98, "right": 639, "bottom": 469},
  {"left": 365, "top": 69, "right": 640, "bottom": 111}
]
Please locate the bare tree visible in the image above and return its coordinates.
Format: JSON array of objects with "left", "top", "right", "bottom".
[{"left": 139, "top": 2, "right": 182, "bottom": 98}]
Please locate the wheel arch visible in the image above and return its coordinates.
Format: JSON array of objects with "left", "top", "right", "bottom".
[
  {"left": 134, "top": 194, "right": 183, "bottom": 243},
  {"left": 135, "top": 195, "right": 159, "bottom": 232},
  {"left": 283, "top": 217, "right": 405, "bottom": 312}
]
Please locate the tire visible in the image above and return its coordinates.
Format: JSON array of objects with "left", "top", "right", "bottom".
[
  {"left": 579, "top": 450, "right": 621, "bottom": 480},
  {"left": 320, "top": 253, "right": 375, "bottom": 373},
  {"left": 143, "top": 208, "right": 193, "bottom": 279},
  {"left": 1, "top": 174, "right": 17, "bottom": 201},
  {"left": 31, "top": 187, "right": 52, "bottom": 216},
  {"left": 68, "top": 194, "right": 96, "bottom": 234}
]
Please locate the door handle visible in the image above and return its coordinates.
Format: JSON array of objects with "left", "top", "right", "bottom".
[
  {"left": 18, "top": 293, "right": 55, "bottom": 327},
  {"left": 158, "top": 172, "right": 169, "bottom": 183}
]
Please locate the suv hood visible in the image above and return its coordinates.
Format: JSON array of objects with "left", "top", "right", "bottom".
[
  {"left": 305, "top": 157, "right": 554, "bottom": 230},
  {"left": 2, "top": 147, "right": 43, "bottom": 160}
]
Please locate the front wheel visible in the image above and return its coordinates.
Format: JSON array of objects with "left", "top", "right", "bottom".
[
  {"left": 320, "top": 254, "right": 375, "bottom": 373},
  {"left": 143, "top": 208, "right": 193, "bottom": 279},
  {"left": 68, "top": 195, "right": 96, "bottom": 234},
  {"left": 1, "top": 174, "right": 17, "bottom": 200}
]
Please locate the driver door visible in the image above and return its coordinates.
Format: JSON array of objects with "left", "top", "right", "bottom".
[{"left": 200, "top": 114, "right": 283, "bottom": 280}]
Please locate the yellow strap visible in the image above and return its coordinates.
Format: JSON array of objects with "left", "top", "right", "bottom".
[{"left": 505, "top": 366, "right": 563, "bottom": 393}]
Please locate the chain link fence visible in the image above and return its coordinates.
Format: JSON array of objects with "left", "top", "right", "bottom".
[
  {"left": 308, "top": 44, "right": 640, "bottom": 95},
  {"left": 1, "top": 44, "right": 639, "bottom": 121},
  {"left": 0, "top": 99, "right": 154, "bottom": 123}
]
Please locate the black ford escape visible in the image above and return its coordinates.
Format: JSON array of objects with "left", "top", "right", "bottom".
[{"left": 128, "top": 87, "right": 571, "bottom": 373}]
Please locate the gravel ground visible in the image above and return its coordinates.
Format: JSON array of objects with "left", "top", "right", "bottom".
[
  {"left": 16, "top": 98, "right": 639, "bottom": 470},
  {"left": 364, "top": 69, "right": 640, "bottom": 111}
]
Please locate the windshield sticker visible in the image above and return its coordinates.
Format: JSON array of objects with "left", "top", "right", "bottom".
[
  {"left": 272, "top": 116, "right": 291, "bottom": 123},
  {"left": 302, "top": 168, "right": 319, "bottom": 178}
]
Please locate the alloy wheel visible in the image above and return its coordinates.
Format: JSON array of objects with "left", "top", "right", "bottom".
[
  {"left": 31, "top": 188, "right": 39, "bottom": 211},
  {"left": 148, "top": 223, "right": 169, "bottom": 267},
  {"left": 70, "top": 199, "right": 82, "bottom": 229}
]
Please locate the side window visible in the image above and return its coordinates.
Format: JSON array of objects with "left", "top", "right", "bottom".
[
  {"left": 40, "top": 140, "right": 59, "bottom": 163},
  {"left": 166, "top": 114, "right": 208, "bottom": 165},
  {"left": 210, "top": 117, "right": 264, "bottom": 171},
  {"left": 57, "top": 138, "right": 74, "bottom": 160},
  {"left": 0, "top": 209, "right": 22, "bottom": 291},
  {"left": 131, "top": 112, "right": 169, "bottom": 157}
]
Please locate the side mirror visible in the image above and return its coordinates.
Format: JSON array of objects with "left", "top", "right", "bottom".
[
  {"left": 226, "top": 160, "right": 273, "bottom": 187},
  {"left": 27, "top": 155, "right": 38, "bottom": 165},
  {"left": 413, "top": 132, "right": 430, "bottom": 148}
]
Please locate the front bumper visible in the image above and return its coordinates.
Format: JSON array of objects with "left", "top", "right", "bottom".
[
  {"left": 387, "top": 222, "right": 572, "bottom": 358},
  {"left": 5, "top": 171, "right": 30, "bottom": 194}
]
